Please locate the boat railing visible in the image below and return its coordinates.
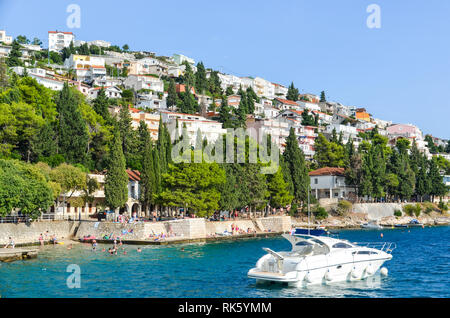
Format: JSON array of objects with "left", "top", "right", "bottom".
[{"left": 355, "top": 242, "right": 397, "bottom": 254}]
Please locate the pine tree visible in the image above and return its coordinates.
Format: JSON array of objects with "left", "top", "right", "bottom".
[
  {"left": 415, "top": 154, "right": 431, "bottom": 202},
  {"left": 7, "top": 40, "right": 22, "bottom": 67},
  {"left": 267, "top": 167, "right": 294, "bottom": 208},
  {"left": 218, "top": 96, "right": 233, "bottom": 129},
  {"left": 104, "top": 131, "right": 129, "bottom": 211},
  {"left": 195, "top": 61, "right": 207, "bottom": 94},
  {"left": 428, "top": 157, "right": 447, "bottom": 201},
  {"left": 56, "top": 82, "right": 89, "bottom": 164},
  {"left": 320, "top": 91, "right": 326, "bottom": 102},
  {"left": 225, "top": 86, "right": 234, "bottom": 96},
  {"left": 286, "top": 82, "right": 299, "bottom": 101}
]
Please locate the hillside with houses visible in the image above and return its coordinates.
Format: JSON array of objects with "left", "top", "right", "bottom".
[{"left": 0, "top": 29, "right": 449, "bottom": 221}]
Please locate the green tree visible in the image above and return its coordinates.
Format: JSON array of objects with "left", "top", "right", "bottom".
[
  {"left": 286, "top": 82, "right": 299, "bottom": 101},
  {"left": 0, "top": 159, "right": 54, "bottom": 219},
  {"left": 195, "top": 61, "right": 207, "bottom": 94},
  {"left": 267, "top": 167, "right": 294, "bottom": 208},
  {"left": 320, "top": 91, "right": 326, "bottom": 102},
  {"left": 140, "top": 140, "right": 156, "bottom": 215},
  {"left": 7, "top": 40, "right": 22, "bottom": 67},
  {"left": 92, "top": 87, "right": 111, "bottom": 122},
  {"left": 314, "top": 133, "right": 345, "bottom": 168},
  {"left": 159, "top": 160, "right": 226, "bottom": 217},
  {"left": 104, "top": 131, "right": 129, "bottom": 211},
  {"left": 283, "top": 128, "right": 309, "bottom": 204},
  {"left": 167, "top": 78, "right": 177, "bottom": 109},
  {"left": 56, "top": 82, "right": 89, "bottom": 164},
  {"left": 218, "top": 96, "right": 233, "bottom": 128}
]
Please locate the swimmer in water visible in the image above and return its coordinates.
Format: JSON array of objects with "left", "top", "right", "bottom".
[
  {"left": 137, "top": 248, "right": 142, "bottom": 253},
  {"left": 180, "top": 247, "right": 185, "bottom": 251},
  {"left": 67, "top": 244, "right": 73, "bottom": 250}
]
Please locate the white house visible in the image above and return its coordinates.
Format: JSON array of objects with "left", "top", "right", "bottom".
[
  {"left": 136, "top": 92, "right": 167, "bottom": 111},
  {"left": 48, "top": 31, "right": 75, "bottom": 52},
  {"left": 246, "top": 118, "right": 290, "bottom": 151},
  {"left": 172, "top": 53, "right": 195, "bottom": 66},
  {"left": 309, "top": 167, "right": 356, "bottom": 200},
  {"left": 273, "top": 83, "right": 288, "bottom": 99},
  {"left": 253, "top": 77, "right": 275, "bottom": 99},
  {"left": 273, "top": 98, "right": 301, "bottom": 111},
  {"left": 88, "top": 86, "right": 122, "bottom": 99},
  {"left": 123, "top": 74, "right": 164, "bottom": 92},
  {"left": 160, "top": 111, "right": 226, "bottom": 145},
  {"left": 0, "top": 30, "right": 13, "bottom": 45}
]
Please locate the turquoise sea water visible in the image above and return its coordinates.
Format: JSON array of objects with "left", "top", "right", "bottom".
[{"left": 0, "top": 226, "right": 449, "bottom": 298}]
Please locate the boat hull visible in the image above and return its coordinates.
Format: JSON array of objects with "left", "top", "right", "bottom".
[{"left": 248, "top": 257, "right": 391, "bottom": 286}]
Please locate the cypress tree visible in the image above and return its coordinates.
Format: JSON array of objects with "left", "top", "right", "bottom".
[
  {"left": 140, "top": 139, "right": 155, "bottom": 215},
  {"left": 167, "top": 78, "right": 177, "bottom": 110},
  {"left": 218, "top": 96, "right": 233, "bottom": 128},
  {"left": 92, "top": 87, "right": 111, "bottom": 122},
  {"left": 320, "top": 91, "right": 326, "bottom": 102},
  {"left": 283, "top": 127, "right": 309, "bottom": 204},
  {"left": 56, "top": 82, "right": 89, "bottom": 164},
  {"left": 104, "top": 131, "right": 129, "bottom": 211},
  {"left": 195, "top": 62, "right": 207, "bottom": 94},
  {"left": 117, "top": 103, "right": 135, "bottom": 167}
]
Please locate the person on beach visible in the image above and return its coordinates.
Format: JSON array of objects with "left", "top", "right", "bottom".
[
  {"left": 39, "top": 234, "right": 44, "bottom": 246},
  {"left": 4, "top": 237, "right": 15, "bottom": 249},
  {"left": 92, "top": 239, "right": 97, "bottom": 251}
]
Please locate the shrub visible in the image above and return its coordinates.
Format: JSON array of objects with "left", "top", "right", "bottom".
[
  {"left": 289, "top": 203, "right": 298, "bottom": 217},
  {"left": 422, "top": 202, "right": 434, "bottom": 214},
  {"left": 337, "top": 200, "right": 352, "bottom": 216},
  {"left": 414, "top": 203, "right": 422, "bottom": 217},
  {"left": 438, "top": 201, "right": 448, "bottom": 212},
  {"left": 403, "top": 204, "right": 415, "bottom": 216},
  {"left": 394, "top": 210, "right": 402, "bottom": 217},
  {"left": 314, "top": 205, "right": 328, "bottom": 220}
]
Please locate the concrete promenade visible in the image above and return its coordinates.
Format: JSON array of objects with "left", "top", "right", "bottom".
[{"left": 0, "top": 248, "right": 38, "bottom": 262}]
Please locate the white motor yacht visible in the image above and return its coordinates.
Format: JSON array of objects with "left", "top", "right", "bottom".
[
  {"left": 361, "top": 220, "right": 383, "bottom": 229},
  {"left": 247, "top": 229, "right": 395, "bottom": 286}
]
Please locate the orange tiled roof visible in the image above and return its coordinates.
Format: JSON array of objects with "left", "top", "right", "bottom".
[
  {"left": 309, "top": 167, "right": 345, "bottom": 176},
  {"left": 275, "top": 98, "right": 299, "bottom": 106}
]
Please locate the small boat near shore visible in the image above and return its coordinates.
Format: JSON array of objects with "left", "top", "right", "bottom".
[
  {"left": 247, "top": 229, "right": 395, "bottom": 286},
  {"left": 361, "top": 220, "right": 383, "bottom": 229},
  {"left": 407, "top": 219, "right": 424, "bottom": 227}
]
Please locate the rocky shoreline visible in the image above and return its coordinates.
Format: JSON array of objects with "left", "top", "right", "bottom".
[{"left": 292, "top": 211, "right": 450, "bottom": 229}]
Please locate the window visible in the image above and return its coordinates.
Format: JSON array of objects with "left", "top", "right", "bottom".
[
  {"left": 314, "top": 178, "right": 318, "bottom": 184},
  {"left": 332, "top": 242, "right": 352, "bottom": 249},
  {"left": 295, "top": 241, "right": 312, "bottom": 246}
]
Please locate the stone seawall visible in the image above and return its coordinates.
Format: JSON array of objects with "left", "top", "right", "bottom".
[
  {"left": 352, "top": 203, "right": 404, "bottom": 220},
  {"left": 0, "top": 221, "right": 76, "bottom": 245},
  {"left": 75, "top": 216, "right": 291, "bottom": 241}
]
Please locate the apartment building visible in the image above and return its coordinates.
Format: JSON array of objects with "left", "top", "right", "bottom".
[{"left": 48, "top": 30, "right": 75, "bottom": 52}]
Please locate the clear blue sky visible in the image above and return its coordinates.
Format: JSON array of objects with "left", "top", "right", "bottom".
[{"left": 1, "top": 0, "right": 449, "bottom": 139}]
